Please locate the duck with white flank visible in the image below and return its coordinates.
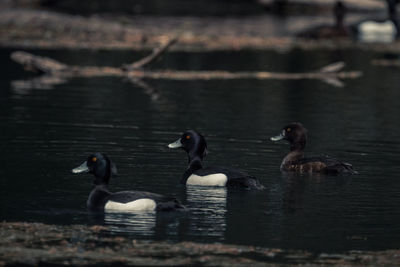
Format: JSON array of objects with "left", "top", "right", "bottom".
[
  {"left": 355, "top": 0, "right": 399, "bottom": 43},
  {"left": 168, "top": 130, "right": 264, "bottom": 190},
  {"left": 72, "top": 153, "right": 185, "bottom": 212}
]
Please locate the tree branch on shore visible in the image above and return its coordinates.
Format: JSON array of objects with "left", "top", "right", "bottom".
[{"left": 10, "top": 37, "right": 362, "bottom": 89}]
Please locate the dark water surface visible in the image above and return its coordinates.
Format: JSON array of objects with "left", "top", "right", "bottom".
[{"left": 0, "top": 48, "right": 399, "bottom": 252}]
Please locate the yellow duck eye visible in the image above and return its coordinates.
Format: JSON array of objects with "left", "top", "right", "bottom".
[
  {"left": 92, "top": 157, "right": 97, "bottom": 162},
  {"left": 186, "top": 135, "right": 191, "bottom": 140},
  {"left": 286, "top": 128, "right": 291, "bottom": 132}
]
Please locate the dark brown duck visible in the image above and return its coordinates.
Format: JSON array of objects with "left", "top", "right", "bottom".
[{"left": 270, "top": 122, "right": 357, "bottom": 174}]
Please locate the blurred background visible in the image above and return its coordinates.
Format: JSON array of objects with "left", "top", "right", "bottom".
[{"left": 0, "top": 0, "right": 398, "bottom": 47}]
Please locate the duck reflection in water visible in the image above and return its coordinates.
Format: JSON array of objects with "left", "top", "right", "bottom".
[
  {"left": 87, "top": 210, "right": 186, "bottom": 238},
  {"left": 185, "top": 186, "right": 227, "bottom": 240},
  {"left": 281, "top": 173, "right": 307, "bottom": 213},
  {"left": 281, "top": 172, "right": 352, "bottom": 214},
  {"left": 103, "top": 211, "right": 157, "bottom": 235}
]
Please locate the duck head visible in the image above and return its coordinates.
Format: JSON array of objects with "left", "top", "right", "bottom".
[
  {"left": 168, "top": 130, "right": 208, "bottom": 163},
  {"left": 270, "top": 122, "right": 308, "bottom": 151},
  {"left": 72, "top": 152, "right": 117, "bottom": 185}
]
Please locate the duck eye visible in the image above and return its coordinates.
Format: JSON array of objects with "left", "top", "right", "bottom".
[
  {"left": 286, "top": 128, "right": 291, "bottom": 132},
  {"left": 185, "top": 135, "right": 191, "bottom": 140},
  {"left": 92, "top": 157, "right": 97, "bottom": 162}
]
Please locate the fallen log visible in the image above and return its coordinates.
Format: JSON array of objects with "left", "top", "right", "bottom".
[{"left": 10, "top": 38, "right": 362, "bottom": 88}]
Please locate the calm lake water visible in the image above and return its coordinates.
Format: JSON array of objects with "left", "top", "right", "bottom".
[{"left": 0, "top": 48, "right": 399, "bottom": 252}]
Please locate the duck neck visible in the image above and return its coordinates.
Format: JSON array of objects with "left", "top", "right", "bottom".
[
  {"left": 281, "top": 150, "right": 304, "bottom": 171},
  {"left": 188, "top": 156, "right": 203, "bottom": 170},
  {"left": 93, "top": 159, "right": 112, "bottom": 186},
  {"left": 334, "top": 4, "right": 346, "bottom": 28},
  {"left": 181, "top": 156, "right": 203, "bottom": 184},
  {"left": 93, "top": 175, "right": 110, "bottom": 186},
  {"left": 87, "top": 185, "right": 111, "bottom": 211},
  {"left": 290, "top": 141, "right": 305, "bottom": 152},
  {"left": 187, "top": 149, "right": 205, "bottom": 167},
  {"left": 388, "top": 0, "right": 399, "bottom": 32},
  {"left": 282, "top": 138, "right": 306, "bottom": 171},
  {"left": 388, "top": 0, "right": 398, "bottom": 18}
]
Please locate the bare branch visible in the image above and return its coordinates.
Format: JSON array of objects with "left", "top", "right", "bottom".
[
  {"left": 10, "top": 51, "right": 67, "bottom": 74},
  {"left": 319, "top": 61, "right": 345, "bottom": 73},
  {"left": 122, "top": 36, "right": 178, "bottom": 70}
]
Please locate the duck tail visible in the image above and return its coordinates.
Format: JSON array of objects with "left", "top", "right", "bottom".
[
  {"left": 156, "top": 199, "right": 186, "bottom": 211},
  {"left": 322, "top": 155, "right": 358, "bottom": 175},
  {"left": 341, "top": 162, "right": 358, "bottom": 175},
  {"left": 326, "top": 161, "right": 358, "bottom": 175},
  {"left": 247, "top": 177, "right": 265, "bottom": 190}
]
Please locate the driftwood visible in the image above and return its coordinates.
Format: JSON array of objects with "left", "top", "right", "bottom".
[{"left": 10, "top": 37, "right": 362, "bottom": 89}]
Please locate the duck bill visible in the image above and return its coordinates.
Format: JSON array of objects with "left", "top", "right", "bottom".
[
  {"left": 168, "top": 139, "right": 182, "bottom": 148},
  {"left": 72, "top": 161, "right": 89, "bottom": 174},
  {"left": 270, "top": 133, "right": 285, "bottom": 141}
]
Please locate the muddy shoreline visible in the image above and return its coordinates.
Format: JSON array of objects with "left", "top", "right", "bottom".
[
  {"left": 0, "top": 222, "right": 399, "bottom": 266},
  {"left": 1, "top": 8, "right": 400, "bottom": 52}
]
